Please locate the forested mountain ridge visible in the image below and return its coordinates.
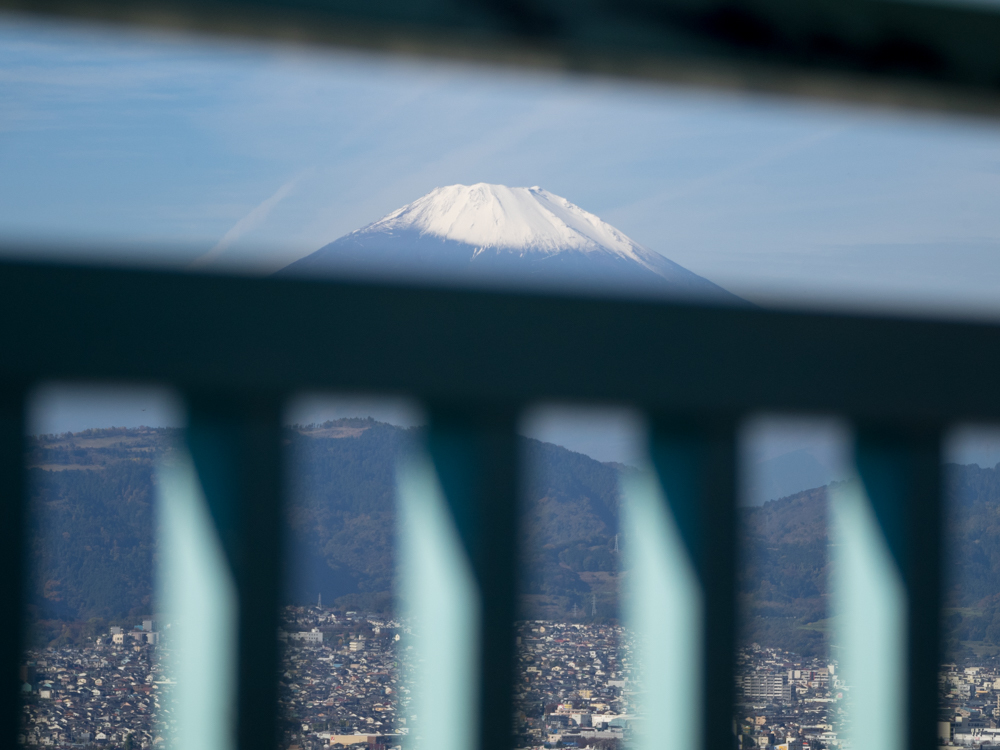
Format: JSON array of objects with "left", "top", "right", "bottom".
[
  {"left": 24, "top": 422, "right": 627, "bottom": 640},
  {"left": 25, "top": 428, "right": 176, "bottom": 645},
  {"left": 23, "top": 424, "right": 1000, "bottom": 661},
  {"left": 739, "top": 466, "right": 1000, "bottom": 660}
]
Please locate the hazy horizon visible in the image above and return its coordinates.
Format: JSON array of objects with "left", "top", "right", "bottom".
[{"left": 4, "top": 14, "right": 1000, "bottom": 319}]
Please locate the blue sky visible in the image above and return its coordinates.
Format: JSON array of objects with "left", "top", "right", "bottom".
[
  {"left": 4, "top": 13, "right": 1000, "bottom": 317},
  {"left": 7, "top": 12, "right": 1000, "bottom": 459}
]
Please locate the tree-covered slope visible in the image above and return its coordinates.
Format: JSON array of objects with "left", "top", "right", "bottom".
[
  {"left": 23, "top": 424, "right": 1000, "bottom": 660},
  {"left": 23, "top": 422, "right": 627, "bottom": 633},
  {"left": 738, "top": 485, "right": 831, "bottom": 657},
  {"left": 276, "top": 426, "right": 628, "bottom": 616},
  {"left": 738, "top": 464, "right": 1000, "bottom": 659},
  {"left": 24, "top": 428, "right": 180, "bottom": 628}
]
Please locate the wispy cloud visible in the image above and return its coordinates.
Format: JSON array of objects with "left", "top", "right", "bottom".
[
  {"left": 190, "top": 173, "right": 307, "bottom": 268},
  {"left": 618, "top": 124, "right": 851, "bottom": 217}
]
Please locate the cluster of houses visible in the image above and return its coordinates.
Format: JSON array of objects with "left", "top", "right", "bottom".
[
  {"left": 26, "top": 606, "right": 1000, "bottom": 750},
  {"left": 18, "top": 620, "right": 164, "bottom": 748},
  {"left": 277, "top": 605, "right": 405, "bottom": 750},
  {"left": 734, "top": 645, "right": 843, "bottom": 750},
  {"left": 939, "top": 664, "right": 1000, "bottom": 747},
  {"left": 513, "top": 621, "right": 633, "bottom": 748}
]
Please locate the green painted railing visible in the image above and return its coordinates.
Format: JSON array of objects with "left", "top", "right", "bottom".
[{"left": 2, "top": 0, "right": 999, "bottom": 745}]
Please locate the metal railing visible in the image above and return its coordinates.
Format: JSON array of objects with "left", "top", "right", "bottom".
[
  {"left": 2, "top": 260, "right": 998, "bottom": 750},
  {"left": 2, "top": 0, "right": 1000, "bottom": 747}
]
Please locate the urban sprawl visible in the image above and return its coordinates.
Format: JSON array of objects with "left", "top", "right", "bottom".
[{"left": 16, "top": 606, "right": 998, "bottom": 749}]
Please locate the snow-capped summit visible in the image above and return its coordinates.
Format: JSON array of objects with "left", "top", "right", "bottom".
[
  {"left": 363, "top": 183, "right": 655, "bottom": 260},
  {"left": 281, "top": 183, "right": 744, "bottom": 303}
]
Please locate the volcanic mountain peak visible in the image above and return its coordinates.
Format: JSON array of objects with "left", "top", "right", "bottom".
[
  {"left": 366, "top": 183, "right": 647, "bottom": 260},
  {"left": 281, "top": 184, "right": 746, "bottom": 304}
]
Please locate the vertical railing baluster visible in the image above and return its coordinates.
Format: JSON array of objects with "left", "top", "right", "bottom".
[
  {"left": 0, "top": 387, "right": 25, "bottom": 750},
  {"left": 186, "top": 392, "right": 285, "bottom": 750},
  {"left": 855, "top": 426, "right": 943, "bottom": 750},
  {"left": 649, "top": 418, "right": 738, "bottom": 750},
  {"left": 427, "top": 406, "right": 520, "bottom": 750}
]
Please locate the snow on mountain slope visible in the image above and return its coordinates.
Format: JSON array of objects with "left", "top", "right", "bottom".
[
  {"left": 372, "top": 184, "right": 646, "bottom": 259},
  {"left": 280, "top": 183, "right": 745, "bottom": 303}
]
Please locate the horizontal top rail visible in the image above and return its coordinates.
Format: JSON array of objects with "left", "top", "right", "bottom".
[
  {"left": 2, "top": 259, "right": 999, "bottom": 422},
  {"left": 4, "top": 0, "right": 1000, "bottom": 116}
]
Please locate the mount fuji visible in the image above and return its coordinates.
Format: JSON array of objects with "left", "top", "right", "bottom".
[{"left": 281, "top": 183, "right": 744, "bottom": 304}]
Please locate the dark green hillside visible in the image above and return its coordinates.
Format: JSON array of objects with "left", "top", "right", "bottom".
[
  {"left": 946, "top": 462, "right": 1000, "bottom": 606},
  {"left": 940, "top": 462, "right": 1000, "bottom": 659},
  {"left": 284, "top": 419, "right": 415, "bottom": 608},
  {"left": 23, "top": 424, "right": 1000, "bottom": 659},
  {"left": 738, "top": 485, "right": 830, "bottom": 657},
  {"left": 22, "top": 422, "right": 628, "bottom": 640},
  {"left": 284, "top": 428, "right": 626, "bottom": 617},
  {"left": 738, "top": 464, "right": 1000, "bottom": 660},
  {"left": 25, "top": 428, "right": 182, "bottom": 627},
  {"left": 23, "top": 428, "right": 182, "bottom": 645},
  {"left": 28, "top": 461, "right": 158, "bottom": 621},
  {"left": 519, "top": 438, "right": 624, "bottom": 619}
]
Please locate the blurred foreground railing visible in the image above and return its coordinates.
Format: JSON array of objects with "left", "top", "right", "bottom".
[
  {"left": 5, "top": 0, "right": 1000, "bottom": 740},
  {"left": 1, "top": 259, "right": 998, "bottom": 749}
]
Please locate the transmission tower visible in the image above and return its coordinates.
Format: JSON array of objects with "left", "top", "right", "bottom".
[
  {"left": 591, "top": 594, "right": 597, "bottom": 617},
  {"left": 613, "top": 534, "right": 619, "bottom": 553}
]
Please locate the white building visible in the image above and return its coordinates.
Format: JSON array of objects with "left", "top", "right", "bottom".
[{"left": 289, "top": 629, "right": 323, "bottom": 645}]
